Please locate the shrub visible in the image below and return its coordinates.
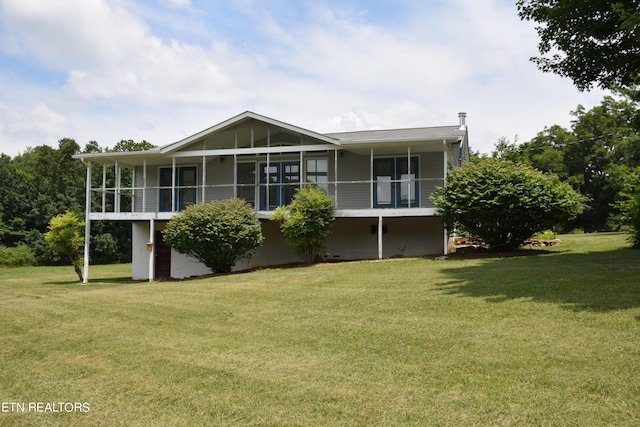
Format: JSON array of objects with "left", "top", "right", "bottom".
[
  {"left": 0, "top": 243, "right": 36, "bottom": 267},
  {"left": 271, "top": 185, "right": 335, "bottom": 263},
  {"left": 432, "top": 158, "right": 583, "bottom": 251},
  {"left": 163, "top": 199, "right": 263, "bottom": 273}
]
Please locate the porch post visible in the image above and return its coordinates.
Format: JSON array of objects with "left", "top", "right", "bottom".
[
  {"left": 101, "top": 164, "right": 106, "bottom": 213},
  {"left": 142, "top": 159, "right": 147, "bottom": 212},
  {"left": 234, "top": 126, "right": 238, "bottom": 198},
  {"left": 407, "top": 146, "right": 411, "bottom": 207},
  {"left": 82, "top": 161, "right": 92, "bottom": 284},
  {"left": 443, "top": 140, "right": 448, "bottom": 255},
  {"left": 202, "top": 156, "right": 206, "bottom": 203},
  {"left": 334, "top": 149, "right": 338, "bottom": 204},
  {"left": 370, "top": 148, "right": 374, "bottom": 208},
  {"left": 171, "top": 157, "right": 176, "bottom": 212},
  {"left": 378, "top": 215, "right": 383, "bottom": 259},
  {"left": 148, "top": 218, "right": 155, "bottom": 281},
  {"left": 115, "top": 161, "right": 121, "bottom": 213}
]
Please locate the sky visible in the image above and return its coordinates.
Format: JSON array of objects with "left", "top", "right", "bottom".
[{"left": 0, "top": 0, "right": 610, "bottom": 157}]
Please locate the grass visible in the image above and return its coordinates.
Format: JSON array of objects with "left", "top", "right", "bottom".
[{"left": 0, "top": 233, "right": 638, "bottom": 426}]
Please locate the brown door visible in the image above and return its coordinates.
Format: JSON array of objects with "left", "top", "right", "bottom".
[{"left": 155, "top": 231, "right": 171, "bottom": 280}]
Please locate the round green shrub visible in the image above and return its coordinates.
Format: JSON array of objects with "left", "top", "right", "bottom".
[{"left": 162, "top": 199, "right": 263, "bottom": 273}]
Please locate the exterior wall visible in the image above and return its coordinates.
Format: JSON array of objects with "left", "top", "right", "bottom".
[
  {"left": 131, "top": 215, "right": 444, "bottom": 280},
  {"left": 325, "top": 216, "right": 444, "bottom": 260}
]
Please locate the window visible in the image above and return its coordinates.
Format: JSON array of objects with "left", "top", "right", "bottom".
[
  {"left": 159, "top": 166, "right": 197, "bottom": 212},
  {"left": 306, "top": 158, "right": 328, "bottom": 191},
  {"left": 373, "top": 157, "right": 419, "bottom": 208},
  {"left": 259, "top": 162, "right": 300, "bottom": 210},
  {"left": 236, "top": 163, "right": 256, "bottom": 206}
]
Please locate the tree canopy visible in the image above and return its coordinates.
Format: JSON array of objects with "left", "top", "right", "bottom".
[
  {"left": 0, "top": 138, "right": 155, "bottom": 266},
  {"left": 517, "top": 0, "right": 640, "bottom": 91}
]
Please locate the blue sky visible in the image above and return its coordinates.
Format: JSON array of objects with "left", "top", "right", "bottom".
[{"left": 0, "top": 0, "right": 608, "bottom": 157}]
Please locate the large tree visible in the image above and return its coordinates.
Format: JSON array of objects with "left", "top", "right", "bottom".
[
  {"left": 432, "top": 158, "right": 583, "bottom": 251},
  {"left": 517, "top": 0, "right": 640, "bottom": 91}
]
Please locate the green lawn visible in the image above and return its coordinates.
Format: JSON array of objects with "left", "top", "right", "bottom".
[{"left": 0, "top": 233, "right": 638, "bottom": 426}]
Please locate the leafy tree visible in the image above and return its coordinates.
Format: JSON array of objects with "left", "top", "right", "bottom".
[
  {"left": 432, "top": 158, "right": 583, "bottom": 251},
  {"left": 271, "top": 185, "right": 336, "bottom": 263},
  {"left": 163, "top": 199, "right": 263, "bottom": 273},
  {"left": 517, "top": 0, "right": 640, "bottom": 91},
  {"left": 617, "top": 166, "right": 640, "bottom": 248},
  {"left": 44, "top": 211, "right": 85, "bottom": 282}
]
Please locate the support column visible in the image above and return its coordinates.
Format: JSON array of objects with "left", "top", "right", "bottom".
[
  {"left": 148, "top": 219, "right": 155, "bottom": 281},
  {"left": 171, "top": 157, "right": 176, "bottom": 212},
  {"left": 443, "top": 140, "right": 449, "bottom": 255},
  {"left": 142, "top": 159, "right": 147, "bottom": 213},
  {"left": 370, "top": 148, "right": 374, "bottom": 208},
  {"left": 377, "top": 215, "right": 383, "bottom": 260},
  {"left": 101, "top": 164, "right": 106, "bottom": 213},
  {"left": 202, "top": 156, "right": 206, "bottom": 203},
  {"left": 82, "top": 161, "right": 92, "bottom": 284},
  {"left": 115, "top": 161, "right": 121, "bottom": 213}
]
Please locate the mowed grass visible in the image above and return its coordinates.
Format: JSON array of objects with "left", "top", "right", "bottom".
[{"left": 0, "top": 233, "right": 638, "bottom": 426}]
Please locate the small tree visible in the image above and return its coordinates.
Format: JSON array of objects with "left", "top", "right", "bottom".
[
  {"left": 271, "top": 185, "right": 335, "bottom": 263},
  {"left": 432, "top": 158, "right": 583, "bottom": 251},
  {"left": 617, "top": 166, "right": 640, "bottom": 248},
  {"left": 162, "top": 199, "right": 263, "bottom": 274},
  {"left": 44, "top": 211, "right": 85, "bottom": 282}
]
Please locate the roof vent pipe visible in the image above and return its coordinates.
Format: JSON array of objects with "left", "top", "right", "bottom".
[{"left": 458, "top": 112, "right": 466, "bottom": 127}]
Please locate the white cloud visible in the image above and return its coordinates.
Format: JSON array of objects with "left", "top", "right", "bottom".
[{"left": 0, "top": 0, "right": 612, "bottom": 157}]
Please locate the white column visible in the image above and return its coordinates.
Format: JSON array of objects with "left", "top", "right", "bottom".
[
  {"left": 300, "top": 151, "right": 304, "bottom": 188},
  {"left": 378, "top": 215, "right": 383, "bottom": 259},
  {"left": 142, "top": 159, "right": 147, "bottom": 213},
  {"left": 370, "top": 148, "right": 374, "bottom": 208},
  {"left": 202, "top": 156, "right": 206, "bottom": 203},
  {"left": 115, "top": 161, "right": 121, "bottom": 213},
  {"left": 148, "top": 219, "right": 155, "bottom": 281},
  {"left": 171, "top": 157, "right": 176, "bottom": 212},
  {"left": 82, "top": 161, "right": 92, "bottom": 284},
  {"left": 407, "top": 146, "right": 411, "bottom": 207},
  {"left": 101, "top": 164, "right": 106, "bottom": 213},
  {"left": 334, "top": 149, "right": 338, "bottom": 203},
  {"left": 443, "top": 140, "right": 448, "bottom": 255},
  {"left": 131, "top": 167, "right": 136, "bottom": 212}
]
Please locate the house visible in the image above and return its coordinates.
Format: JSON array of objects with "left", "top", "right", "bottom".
[{"left": 73, "top": 111, "right": 469, "bottom": 282}]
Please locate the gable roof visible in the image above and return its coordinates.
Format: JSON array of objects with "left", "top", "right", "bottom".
[
  {"left": 73, "top": 111, "right": 468, "bottom": 164},
  {"left": 158, "top": 111, "right": 341, "bottom": 154}
]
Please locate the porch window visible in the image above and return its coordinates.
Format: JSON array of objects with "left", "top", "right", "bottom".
[
  {"left": 259, "top": 162, "right": 300, "bottom": 210},
  {"left": 237, "top": 162, "right": 256, "bottom": 207},
  {"left": 306, "top": 158, "right": 328, "bottom": 191},
  {"left": 373, "top": 157, "right": 419, "bottom": 208},
  {"left": 159, "top": 166, "right": 197, "bottom": 212}
]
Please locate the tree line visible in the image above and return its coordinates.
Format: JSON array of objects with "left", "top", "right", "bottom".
[
  {"left": 0, "top": 139, "right": 154, "bottom": 266},
  {"left": 484, "top": 95, "right": 640, "bottom": 236}
]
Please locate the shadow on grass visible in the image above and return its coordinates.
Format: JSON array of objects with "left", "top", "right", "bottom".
[
  {"left": 45, "top": 276, "right": 139, "bottom": 286},
  {"left": 439, "top": 248, "right": 640, "bottom": 312}
]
